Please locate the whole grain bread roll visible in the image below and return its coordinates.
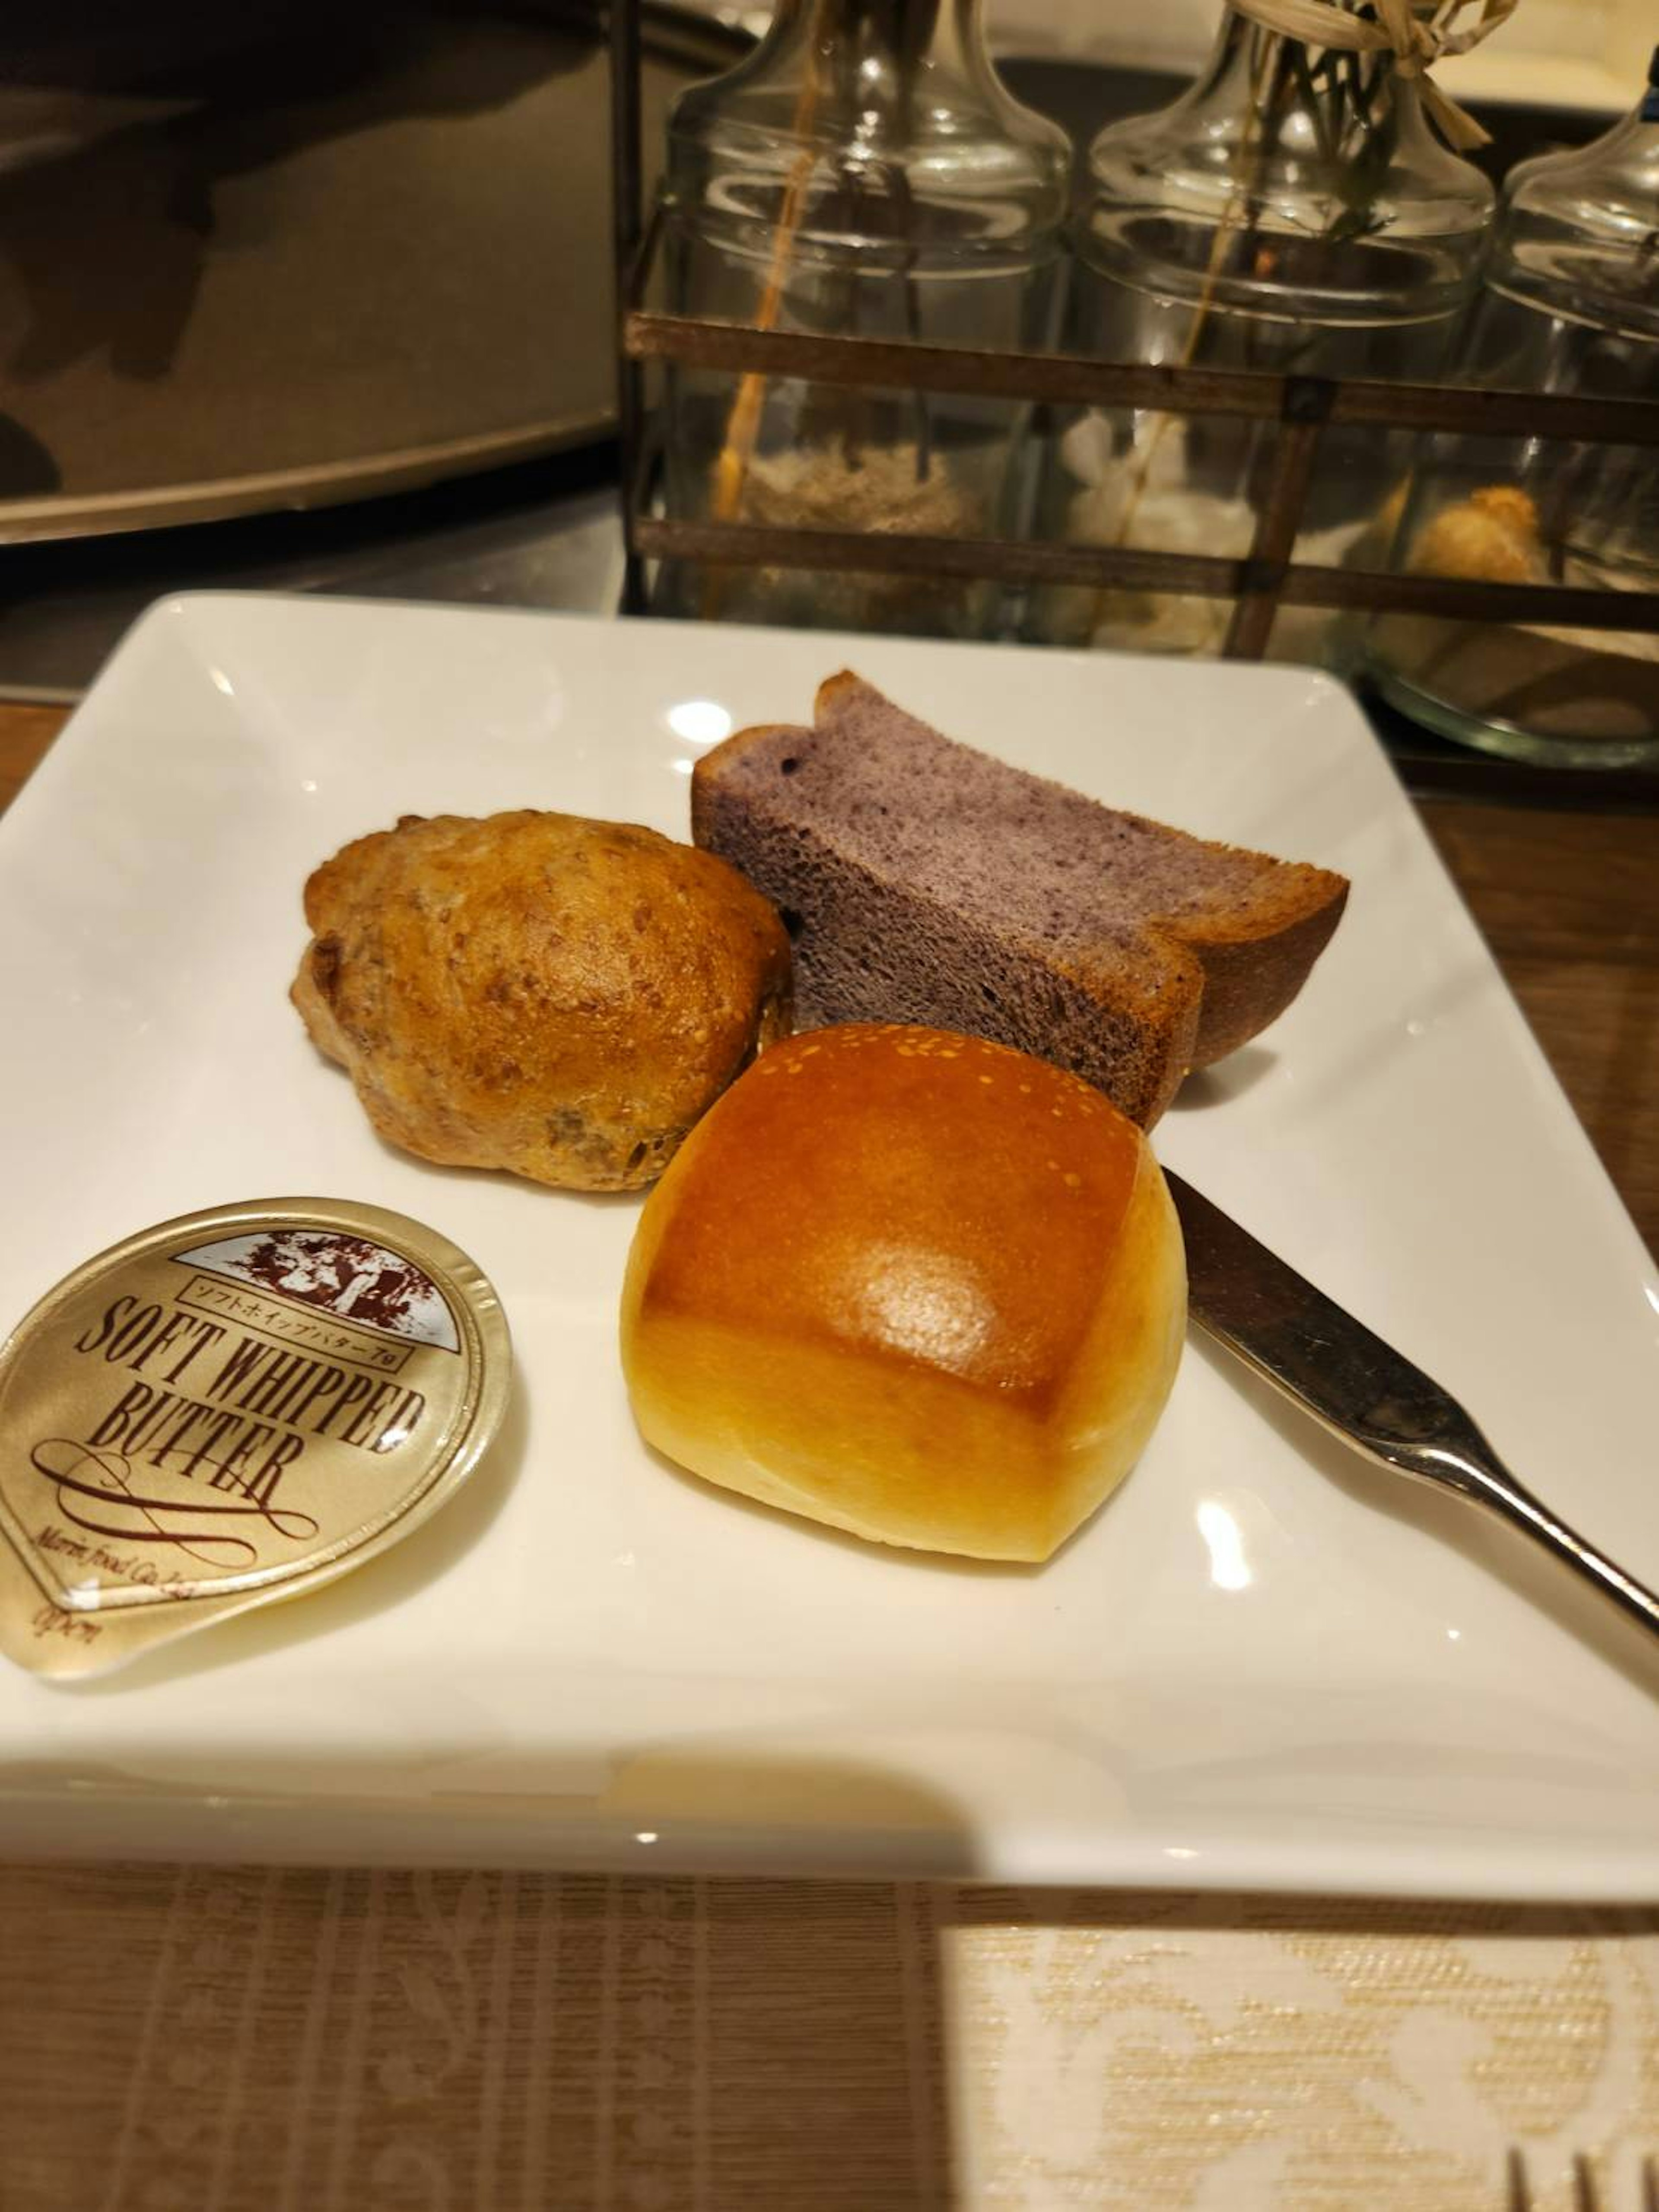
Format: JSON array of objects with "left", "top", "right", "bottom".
[
  {"left": 293, "top": 810, "right": 791, "bottom": 1190},
  {"left": 620, "top": 1023, "right": 1186, "bottom": 1562}
]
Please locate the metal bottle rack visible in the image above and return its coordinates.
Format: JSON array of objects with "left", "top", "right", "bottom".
[{"left": 609, "top": 0, "right": 1659, "bottom": 763}]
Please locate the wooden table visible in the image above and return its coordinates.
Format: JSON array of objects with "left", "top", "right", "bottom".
[{"left": 4, "top": 698, "right": 1651, "bottom": 1251}]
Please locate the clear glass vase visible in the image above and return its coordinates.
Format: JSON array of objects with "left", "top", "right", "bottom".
[
  {"left": 1030, "top": 2, "right": 1494, "bottom": 659},
  {"left": 653, "top": 0, "right": 1069, "bottom": 636},
  {"left": 1366, "top": 49, "right": 1659, "bottom": 769}
]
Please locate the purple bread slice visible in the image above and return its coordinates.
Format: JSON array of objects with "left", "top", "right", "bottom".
[{"left": 690, "top": 672, "right": 1349, "bottom": 1128}]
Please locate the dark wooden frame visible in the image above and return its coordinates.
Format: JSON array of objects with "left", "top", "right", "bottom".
[{"left": 609, "top": 0, "right": 1659, "bottom": 672}]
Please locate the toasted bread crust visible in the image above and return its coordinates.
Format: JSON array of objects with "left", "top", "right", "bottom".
[{"left": 1173, "top": 883, "right": 1348, "bottom": 1067}]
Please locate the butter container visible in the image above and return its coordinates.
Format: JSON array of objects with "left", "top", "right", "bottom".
[{"left": 0, "top": 1197, "right": 511, "bottom": 1679}]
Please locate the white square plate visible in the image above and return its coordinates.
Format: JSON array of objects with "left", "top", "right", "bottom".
[{"left": 1, "top": 595, "right": 1654, "bottom": 1896}]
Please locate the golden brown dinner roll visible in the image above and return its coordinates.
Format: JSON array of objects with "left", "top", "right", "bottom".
[
  {"left": 293, "top": 810, "right": 791, "bottom": 1190},
  {"left": 620, "top": 1023, "right": 1186, "bottom": 1561}
]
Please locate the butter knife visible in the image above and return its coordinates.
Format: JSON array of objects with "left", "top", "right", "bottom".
[{"left": 1166, "top": 1170, "right": 1659, "bottom": 1643}]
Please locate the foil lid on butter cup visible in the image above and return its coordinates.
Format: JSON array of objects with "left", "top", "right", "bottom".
[{"left": 0, "top": 1197, "right": 511, "bottom": 1679}]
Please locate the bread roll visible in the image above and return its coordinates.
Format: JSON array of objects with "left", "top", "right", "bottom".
[
  {"left": 620, "top": 1023, "right": 1186, "bottom": 1562},
  {"left": 292, "top": 810, "right": 791, "bottom": 1191}
]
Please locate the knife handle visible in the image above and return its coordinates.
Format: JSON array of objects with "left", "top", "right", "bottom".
[{"left": 1425, "top": 1436, "right": 1659, "bottom": 1641}]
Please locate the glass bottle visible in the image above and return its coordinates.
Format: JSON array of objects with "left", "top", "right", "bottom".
[
  {"left": 653, "top": 0, "right": 1069, "bottom": 636},
  {"left": 1367, "top": 50, "right": 1659, "bottom": 769},
  {"left": 1031, "top": 1, "right": 1494, "bottom": 658}
]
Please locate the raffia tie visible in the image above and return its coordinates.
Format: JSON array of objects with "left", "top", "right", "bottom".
[{"left": 1227, "top": 0, "right": 1520, "bottom": 147}]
